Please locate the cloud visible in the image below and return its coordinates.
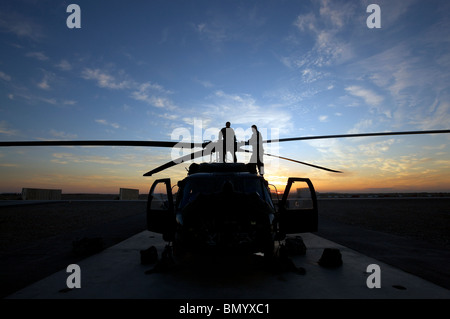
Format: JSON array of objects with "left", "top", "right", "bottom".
[
  {"left": 301, "top": 68, "right": 327, "bottom": 83},
  {"left": 196, "top": 90, "right": 294, "bottom": 136},
  {"left": 359, "top": 155, "right": 435, "bottom": 178},
  {"left": 283, "top": 0, "right": 356, "bottom": 79},
  {"left": 26, "top": 52, "right": 49, "bottom": 61},
  {"left": 358, "top": 139, "right": 396, "bottom": 156},
  {"left": 294, "top": 12, "right": 317, "bottom": 33},
  {"left": 0, "top": 11, "right": 44, "bottom": 41},
  {"left": 193, "top": 21, "right": 228, "bottom": 44},
  {"left": 319, "top": 115, "right": 328, "bottom": 122},
  {"left": 49, "top": 130, "right": 77, "bottom": 139},
  {"left": 319, "top": 0, "right": 355, "bottom": 29},
  {"left": 195, "top": 78, "right": 214, "bottom": 88},
  {"left": 55, "top": 59, "right": 72, "bottom": 71},
  {"left": 10, "top": 90, "right": 72, "bottom": 107},
  {"left": 37, "top": 77, "right": 50, "bottom": 90},
  {"left": 81, "top": 68, "right": 132, "bottom": 90},
  {"left": 196, "top": 23, "right": 206, "bottom": 33},
  {"left": 295, "top": 0, "right": 353, "bottom": 31},
  {"left": 23, "top": 95, "right": 76, "bottom": 108},
  {"left": 156, "top": 113, "right": 179, "bottom": 121},
  {"left": 39, "top": 97, "right": 57, "bottom": 105},
  {"left": 0, "top": 163, "right": 18, "bottom": 167},
  {"left": 63, "top": 100, "right": 77, "bottom": 106},
  {"left": 0, "top": 71, "right": 11, "bottom": 81},
  {"left": 130, "top": 82, "right": 177, "bottom": 110},
  {"left": 192, "top": 6, "right": 268, "bottom": 48},
  {"left": 347, "top": 119, "right": 374, "bottom": 134},
  {"left": 347, "top": 17, "right": 450, "bottom": 129},
  {"left": 413, "top": 101, "right": 450, "bottom": 130},
  {"left": 35, "top": 69, "right": 58, "bottom": 91},
  {"left": 95, "top": 119, "right": 120, "bottom": 129},
  {"left": 345, "top": 86, "right": 384, "bottom": 106},
  {"left": 81, "top": 67, "right": 177, "bottom": 111},
  {"left": 131, "top": 93, "right": 176, "bottom": 110},
  {"left": 51, "top": 153, "right": 124, "bottom": 166},
  {"left": 136, "top": 82, "right": 173, "bottom": 95},
  {"left": 345, "top": 85, "right": 392, "bottom": 120},
  {"left": 0, "top": 121, "right": 19, "bottom": 136}
]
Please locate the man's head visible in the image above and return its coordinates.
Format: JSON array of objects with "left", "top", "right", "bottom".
[
  {"left": 226, "top": 122, "right": 231, "bottom": 128},
  {"left": 251, "top": 124, "right": 257, "bottom": 131}
]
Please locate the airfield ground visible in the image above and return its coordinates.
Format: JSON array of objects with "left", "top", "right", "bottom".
[{"left": 0, "top": 197, "right": 449, "bottom": 299}]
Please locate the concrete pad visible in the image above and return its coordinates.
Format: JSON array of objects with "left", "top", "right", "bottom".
[{"left": 7, "top": 231, "right": 450, "bottom": 299}]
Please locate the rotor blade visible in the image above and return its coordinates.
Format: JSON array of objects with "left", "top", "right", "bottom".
[
  {"left": 264, "top": 129, "right": 450, "bottom": 144},
  {"left": 265, "top": 153, "right": 343, "bottom": 173},
  {"left": 0, "top": 140, "right": 205, "bottom": 148},
  {"left": 143, "top": 149, "right": 211, "bottom": 176},
  {"left": 2, "top": 129, "right": 449, "bottom": 147},
  {"left": 240, "top": 149, "right": 342, "bottom": 173}
]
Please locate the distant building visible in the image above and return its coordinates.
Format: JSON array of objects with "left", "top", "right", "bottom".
[{"left": 21, "top": 188, "right": 62, "bottom": 200}]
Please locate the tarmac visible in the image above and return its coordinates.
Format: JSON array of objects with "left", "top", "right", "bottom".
[
  {"left": 1, "top": 199, "right": 449, "bottom": 306},
  {"left": 6, "top": 230, "right": 450, "bottom": 299}
]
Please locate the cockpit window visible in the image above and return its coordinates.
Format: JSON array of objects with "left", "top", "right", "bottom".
[{"left": 178, "top": 175, "right": 272, "bottom": 208}]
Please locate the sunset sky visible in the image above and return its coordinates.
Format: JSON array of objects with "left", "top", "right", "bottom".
[{"left": 1, "top": 0, "right": 449, "bottom": 194}]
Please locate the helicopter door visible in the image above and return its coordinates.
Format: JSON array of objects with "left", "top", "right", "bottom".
[
  {"left": 147, "top": 178, "right": 175, "bottom": 235},
  {"left": 278, "top": 178, "right": 318, "bottom": 234}
]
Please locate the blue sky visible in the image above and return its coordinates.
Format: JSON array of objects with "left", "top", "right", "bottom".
[{"left": 1, "top": 0, "right": 449, "bottom": 193}]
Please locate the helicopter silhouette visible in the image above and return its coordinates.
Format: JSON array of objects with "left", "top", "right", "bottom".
[{"left": 1, "top": 129, "right": 449, "bottom": 258}]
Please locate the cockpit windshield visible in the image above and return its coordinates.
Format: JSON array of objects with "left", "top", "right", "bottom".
[{"left": 178, "top": 174, "right": 273, "bottom": 208}]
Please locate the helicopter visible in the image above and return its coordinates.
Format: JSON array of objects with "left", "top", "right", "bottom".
[
  {"left": 1, "top": 129, "right": 449, "bottom": 259},
  {"left": 143, "top": 137, "right": 326, "bottom": 259}
]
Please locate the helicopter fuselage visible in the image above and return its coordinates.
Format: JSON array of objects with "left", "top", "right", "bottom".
[{"left": 146, "top": 163, "right": 318, "bottom": 257}]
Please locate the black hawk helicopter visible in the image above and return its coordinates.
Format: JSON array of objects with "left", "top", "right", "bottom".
[{"left": 1, "top": 129, "right": 449, "bottom": 258}]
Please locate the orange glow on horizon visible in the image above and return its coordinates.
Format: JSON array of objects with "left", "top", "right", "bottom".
[{"left": 1, "top": 156, "right": 449, "bottom": 194}]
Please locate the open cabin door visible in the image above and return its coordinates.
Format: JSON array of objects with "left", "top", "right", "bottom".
[
  {"left": 147, "top": 178, "right": 175, "bottom": 236},
  {"left": 278, "top": 178, "right": 318, "bottom": 234}
]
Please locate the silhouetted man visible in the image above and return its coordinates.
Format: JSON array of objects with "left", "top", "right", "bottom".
[
  {"left": 218, "top": 121, "right": 237, "bottom": 163},
  {"left": 247, "top": 125, "right": 264, "bottom": 176}
]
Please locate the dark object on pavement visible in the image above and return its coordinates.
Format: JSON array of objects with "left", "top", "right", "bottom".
[
  {"left": 318, "top": 248, "right": 342, "bottom": 268},
  {"left": 145, "top": 245, "right": 176, "bottom": 274},
  {"left": 140, "top": 245, "right": 158, "bottom": 265},
  {"left": 268, "top": 244, "right": 306, "bottom": 275},
  {"left": 285, "top": 236, "right": 307, "bottom": 255}
]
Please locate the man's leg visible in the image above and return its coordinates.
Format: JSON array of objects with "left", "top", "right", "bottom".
[
  {"left": 220, "top": 141, "right": 226, "bottom": 163},
  {"left": 257, "top": 153, "right": 264, "bottom": 176}
]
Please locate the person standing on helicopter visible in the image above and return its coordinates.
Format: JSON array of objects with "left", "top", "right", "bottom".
[
  {"left": 247, "top": 124, "right": 264, "bottom": 176},
  {"left": 218, "top": 121, "right": 237, "bottom": 163}
]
